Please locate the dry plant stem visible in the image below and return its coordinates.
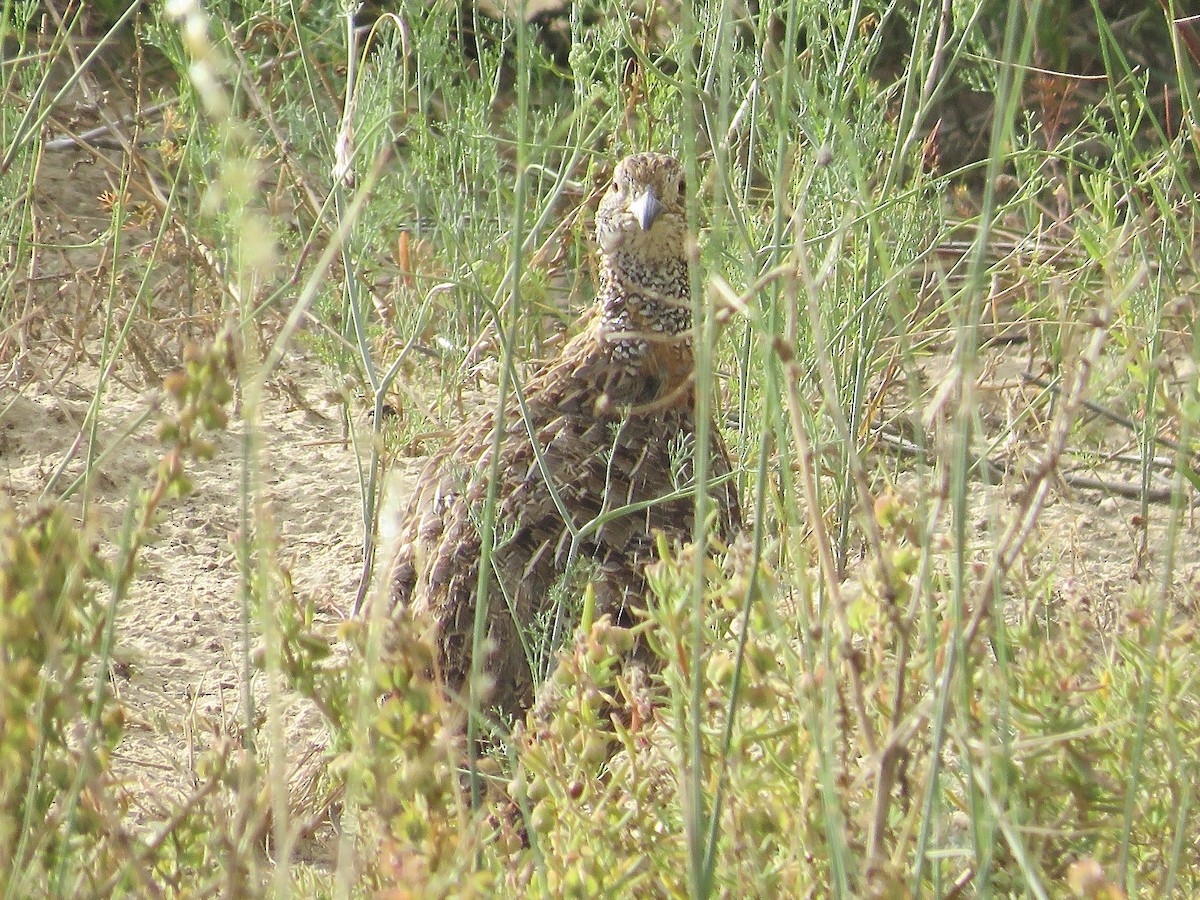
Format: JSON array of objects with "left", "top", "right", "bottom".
[
  {"left": 95, "top": 746, "right": 232, "bottom": 898},
  {"left": 40, "top": 24, "right": 375, "bottom": 153},
  {"left": 42, "top": 100, "right": 175, "bottom": 152},
  {"left": 919, "top": 0, "right": 955, "bottom": 115},
  {"left": 8, "top": 187, "right": 40, "bottom": 372},
  {"left": 1060, "top": 472, "right": 1181, "bottom": 503},
  {"left": 873, "top": 491, "right": 948, "bottom": 818},
  {"left": 790, "top": 204, "right": 892, "bottom": 579},
  {"left": 942, "top": 865, "right": 977, "bottom": 900},
  {"left": 866, "top": 656, "right": 915, "bottom": 867},
  {"left": 876, "top": 429, "right": 1188, "bottom": 504},
  {"left": 1023, "top": 370, "right": 1200, "bottom": 466},
  {"left": 959, "top": 290, "right": 1125, "bottom": 652},
  {"left": 904, "top": 269, "right": 1137, "bottom": 885},
  {"left": 779, "top": 344, "right": 878, "bottom": 758},
  {"left": 782, "top": 201, "right": 887, "bottom": 748},
  {"left": 885, "top": 0, "right": 955, "bottom": 188},
  {"left": 223, "top": 23, "right": 326, "bottom": 221}
]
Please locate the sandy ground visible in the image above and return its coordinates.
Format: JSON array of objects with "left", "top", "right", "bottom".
[
  {"left": 2, "top": 340, "right": 364, "bottom": 818},
  {"left": 1, "top": 95, "right": 385, "bottom": 835}
]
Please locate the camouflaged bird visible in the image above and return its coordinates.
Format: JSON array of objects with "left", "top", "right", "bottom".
[{"left": 383, "top": 152, "right": 742, "bottom": 720}]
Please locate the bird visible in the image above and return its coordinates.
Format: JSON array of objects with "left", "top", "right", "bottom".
[{"left": 381, "top": 151, "right": 742, "bottom": 723}]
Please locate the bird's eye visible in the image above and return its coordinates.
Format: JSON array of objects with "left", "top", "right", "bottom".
[
  {"left": 677, "top": 176, "right": 686, "bottom": 194},
  {"left": 609, "top": 180, "right": 620, "bottom": 193}
]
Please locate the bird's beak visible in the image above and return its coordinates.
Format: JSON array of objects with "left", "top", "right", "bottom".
[{"left": 630, "top": 189, "right": 663, "bottom": 231}]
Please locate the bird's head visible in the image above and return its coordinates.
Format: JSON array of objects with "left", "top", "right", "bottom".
[{"left": 595, "top": 152, "right": 689, "bottom": 260}]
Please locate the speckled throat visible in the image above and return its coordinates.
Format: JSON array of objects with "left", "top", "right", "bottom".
[{"left": 596, "top": 249, "right": 693, "bottom": 368}]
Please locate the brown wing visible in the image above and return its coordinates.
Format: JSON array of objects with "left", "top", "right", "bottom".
[{"left": 384, "top": 328, "right": 740, "bottom": 717}]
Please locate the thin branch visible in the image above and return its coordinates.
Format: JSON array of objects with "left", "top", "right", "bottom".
[{"left": 875, "top": 428, "right": 1192, "bottom": 505}]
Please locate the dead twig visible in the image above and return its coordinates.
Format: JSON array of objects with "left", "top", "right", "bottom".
[
  {"left": 41, "top": 24, "right": 375, "bottom": 154},
  {"left": 875, "top": 428, "right": 1192, "bottom": 505},
  {"left": 1022, "top": 370, "right": 1200, "bottom": 463}
]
